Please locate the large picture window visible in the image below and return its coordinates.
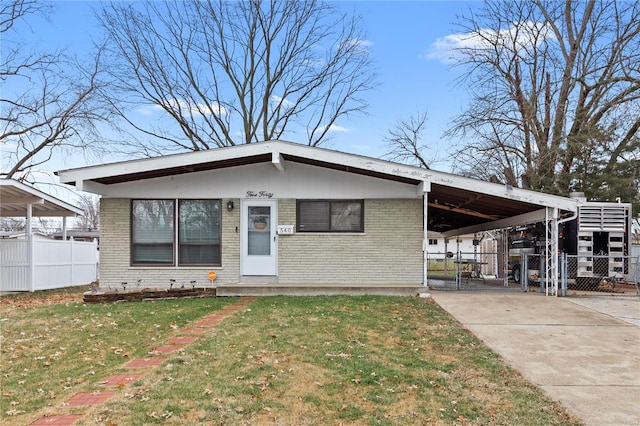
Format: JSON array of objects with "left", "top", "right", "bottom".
[
  {"left": 297, "top": 200, "right": 364, "bottom": 232},
  {"left": 131, "top": 199, "right": 221, "bottom": 266}
]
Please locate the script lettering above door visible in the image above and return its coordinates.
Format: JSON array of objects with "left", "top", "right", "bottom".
[{"left": 246, "top": 191, "right": 274, "bottom": 198}]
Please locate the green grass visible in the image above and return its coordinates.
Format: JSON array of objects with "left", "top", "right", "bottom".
[
  {"left": 0, "top": 294, "right": 582, "bottom": 425},
  {"left": 427, "top": 261, "right": 458, "bottom": 278}
]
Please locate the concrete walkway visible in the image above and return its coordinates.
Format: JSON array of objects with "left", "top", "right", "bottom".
[{"left": 430, "top": 291, "right": 640, "bottom": 426}]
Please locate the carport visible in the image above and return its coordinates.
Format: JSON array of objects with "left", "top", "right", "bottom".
[
  {"left": 423, "top": 179, "right": 578, "bottom": 294},
  {"left": 1, "top": 179, "right": 81, "bottom": 237},
  {"left": 0, "top": 179, "right": 98, "bottom": 292}
]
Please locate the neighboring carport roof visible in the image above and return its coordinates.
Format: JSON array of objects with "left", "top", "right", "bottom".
[
  {"left": 56, "top": 140, "right": 577, "bottom": 235},
  {"left": 0, "top": 179, "right": 83, "bottom": 217}
]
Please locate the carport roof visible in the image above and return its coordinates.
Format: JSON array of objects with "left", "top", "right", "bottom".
[
  {"left": 0, "top": 179, "right": 83, "bottom": 217},
  {"left": 56, "top": 140, "right": 577, "bottom": 235}
]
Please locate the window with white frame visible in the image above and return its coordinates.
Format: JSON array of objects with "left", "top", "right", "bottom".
[
  {"left": 131, "top": 199, "right": 221, "bottom": 266},
  {"left": 296, "top": 200, "right": 364, "bottom": 232}
]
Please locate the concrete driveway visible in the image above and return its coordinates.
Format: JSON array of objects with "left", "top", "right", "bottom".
[{"left": 430, "top": 291, "right": 640, "bottom": 426}]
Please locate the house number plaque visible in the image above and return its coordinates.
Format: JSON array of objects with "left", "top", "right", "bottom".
[{"left": 277, "top": 225, "right": 294, "bottom": 235}]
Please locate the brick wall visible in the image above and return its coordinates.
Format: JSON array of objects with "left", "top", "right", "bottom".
[
  {"left": 100, "top": 197, "right": 423, "bottom": 288},
  {"left": 99, "top": 198, "right": 129, "bottom": 289},
  {"left": 277, "top": 199, "right": 423, "bottom": 284}
]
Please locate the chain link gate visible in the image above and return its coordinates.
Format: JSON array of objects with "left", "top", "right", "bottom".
[{"left": 426, "top": 250, "right": 522, "bottom": 291}]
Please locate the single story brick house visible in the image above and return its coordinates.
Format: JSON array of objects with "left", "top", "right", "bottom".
[{"left": 56, "top": 140, "right": 577, "bottom": 294}]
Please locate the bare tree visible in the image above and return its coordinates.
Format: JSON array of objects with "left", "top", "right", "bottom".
[
  {"left": 447, "top": 0, "right": 640, "bottom": 202},
  {"left": 98, "top": 0, "right": 376, "bottom": 153},
  {"left": 1, "top": 0, "right": 112, "bottom": 182},
  {"left": 76, "top": 194, "right": 100, "bottom": 231},
  {"left": 0, "top": 217, "right": 25, "bottom": 232},
  {"left": 383, "top": 111, "right": 431, "bottom": 169}
]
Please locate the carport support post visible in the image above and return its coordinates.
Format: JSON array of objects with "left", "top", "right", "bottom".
[
  {"left": 62, "top": 216, "right": 68, "bottom": 240},
  {"left": 27, "top": 203, "right": 34, "bottom": 292},
  {"left": 421, "top": 183, "right": 431, "bottom": 287},
  {"left": 545, "top": 207, "right": 559, "bottom": 296}
]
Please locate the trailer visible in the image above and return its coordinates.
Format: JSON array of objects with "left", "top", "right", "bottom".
[{"left": 509, "top": 199, "right": 632, "bottom": 288}]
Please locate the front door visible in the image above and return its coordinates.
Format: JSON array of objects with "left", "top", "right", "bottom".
[{"left": 241, "top": 200, "right": 277, "bottom": 276}]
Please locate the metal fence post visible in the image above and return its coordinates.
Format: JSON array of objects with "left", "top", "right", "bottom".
[
  {"left": 455, "top": 251, "right": 461, "bottom": 290},
  {"left": 633, "top": 255, "right": 639, "bottom": 297},
  {"left": 521, "top": 252, "right": 528, "bottom": 292},
  {"left": 560, "top": 253, "right": 567, "bottom": 297},
  {"left": 540, "top": 254, "right": 546, "bottom": 295}
]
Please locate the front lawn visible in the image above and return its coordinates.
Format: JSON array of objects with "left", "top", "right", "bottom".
[{"left": 0, "top": 293, "right": 581, "bottom": 425}]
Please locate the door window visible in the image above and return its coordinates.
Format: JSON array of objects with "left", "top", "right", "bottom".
[{"left": 248, "top": 206, "right": 271, "bottom": 256}]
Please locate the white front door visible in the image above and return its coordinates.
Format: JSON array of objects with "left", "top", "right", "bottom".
[{"left": 241, "top": 200, "right": 277, "bottom": 276}]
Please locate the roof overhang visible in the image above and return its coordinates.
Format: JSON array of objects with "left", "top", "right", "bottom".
[
  {"left": 56, "top": 140, "right": 578, "bottom": 234},
  {"left": 56, "top": 142, "right": 423, "bottom": 188},
  {"left": 0, "top": 179, "right": 83, "bottom": 217}
]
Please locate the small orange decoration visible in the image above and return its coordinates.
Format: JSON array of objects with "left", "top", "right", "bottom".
[{"left": 207, "top": 271, "right": 217, "bottom": 281}]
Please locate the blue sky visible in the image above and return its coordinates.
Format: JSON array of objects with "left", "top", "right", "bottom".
[
  {"left": 333, "top": 1, "right": 471, "bottom": 168},
  {"left": 9, "top": 0, "right": 476, "bottom": 177}
]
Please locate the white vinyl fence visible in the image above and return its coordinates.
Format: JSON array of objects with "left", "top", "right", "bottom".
[{"left": 0, "top": 239, "right": 98, "bottom": 292}]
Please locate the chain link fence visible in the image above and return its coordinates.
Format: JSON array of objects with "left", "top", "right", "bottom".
[
  {"left": 561, "top": 254, "right": 639, "bottom": 296},
  {"left": 426, "top": 251, "right": 520, "bottom": 291},
  {"left": 426, "top": 250, "right": 639, "bottom": 296}
]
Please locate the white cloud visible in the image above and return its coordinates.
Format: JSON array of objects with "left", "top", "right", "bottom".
[
  {"left": 424, "top": 33, "right": 473, "bottom": 64},
  {"left": 309, "top": 124, "right": 350, "bottom": 140},
  {"left": 136, "top": 98, "right": 227, "bottom": 117},
  {"left": 353, "top": 38, "right": 373, "bottom": 48},
  {"left": 197, "top": 102, "right": 227, "bottom": 116},
  {"left": 327, "top": 124, "right": 349, "bottom": 133},
  {"left": 342, "top": 38, "right": 373, "bottom": 54},
  {"left": 271, "top": 95, "right": 294, "bottom": 109},
  {"left": 0, "top": 138, "right": 18, "bottom": 150},
  {"left": 425, "top": 21, "right": 554, "bottom": 64},
  {"left": 135, "top": 105, "right": 162, "bottom": 116}
]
